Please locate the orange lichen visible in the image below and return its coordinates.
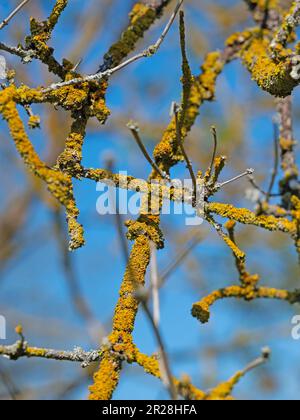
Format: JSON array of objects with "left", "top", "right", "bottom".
[
  {"left": 241, "top": 35, "right": 297, "bottom": 97},
  {"left": 192, "top": 285, "right": 294, "bottom": 324},
  {"left": 126, "top": 216, "right": 164, "bottom": 249},
  {"left": 222, "top": 234, "right": 246, "bottom": 262},
  {"left": 224, "top": 221, "right": 259, "bottom": 286},
  {"left": 47, "top": 0, "right": 69, "bottom": 31},
  {"left": 89, "top": 352, "right": 121, "bottom": 401},
  {"left": 0, "top": 86, "right": 84, "bottom": 250},
  {"left": 205, "top": 372, "right": 243, "bottom": 400},
  {"left": 134, "top": 351, "right": 161, "bottom": 378},
  {"left": 210, "top": 156, "right": 227, "bottom": 186},
  {"left": 134, "top": 350, "right": 207, "bottom": 400},
  {"left": 89, "top": 236, "right": 151, "bottom": 400},
  {"left": 28, "top": 114, "right": 40, "bottom": 129},
  {"left": 207, "top": 202, "right": 297, "bottom": 234}
]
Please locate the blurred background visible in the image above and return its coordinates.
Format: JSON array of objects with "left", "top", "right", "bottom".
[{"left": 0, "top": 0, "right": 300, "bottom": 400}]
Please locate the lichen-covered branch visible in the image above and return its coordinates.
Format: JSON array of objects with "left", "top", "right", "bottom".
[
  {"left": 98, "top": 0, "right": 172, "bottom": 72},
  {"left": 89, "top": 236, "right": 151, "bottom": 400},
  {"left": 0, "top": 328, "right": 100, "bottom": 367},
  {"left": 192, "top": 285, "right": 300, "bottom": 324},
  {"left": 271, "top": 1, "right": 300, "bottom": 53},
  {"left": 276, "top": 96, "right": 299, "bottom": 207},
  {"left": 207, "top": 202, "right": 297, "bottom": 234}
]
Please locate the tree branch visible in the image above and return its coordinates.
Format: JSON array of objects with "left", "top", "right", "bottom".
[
  {"left": 41, "top": 0, "right": 184, "bottom": 93},
  {"left": 0, "top": 0, "right": 31, "bottom": 31}
]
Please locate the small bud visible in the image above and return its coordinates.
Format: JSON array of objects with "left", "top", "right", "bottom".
[
  {"left": 261, "top": 347, "right": 271, "bottom": 360},
  {"left": 127, "top": 120, "right": 139, "bottom": 132},
  {"left": 15, "top": 325, "right": 23, "bottom": 336}
]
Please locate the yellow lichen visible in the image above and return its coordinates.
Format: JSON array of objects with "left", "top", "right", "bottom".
[
  {"left": 0, "top": 86, "right": 85, "bottom": 250},
  {"left": 207, "top": 202, "right": 297, "bottom": 234},
  {"left": 241, "top": 36, "right": 296, "bottom": 97},
  {"left": 89, "top": 236, "right": 151, "bottom": 400},
  {"left": 28, "top": 114, "right": 40, "bottom": 129},
  {"left": 205, "top": 372, "right": 243, "bottom": 400},
  {"left": 89, "top": 352, "right": 121, "bottom": 401},
  {"left": 192, "top": 285, "right": 293, "bottom": 324}
]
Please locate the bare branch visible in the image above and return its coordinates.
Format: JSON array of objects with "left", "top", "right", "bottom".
[
  {"left": 159, "top": 233, "right": 203, "bottom": 288},
  {"left": 219, "top": 169, "right": 254, "bottom": 188},
  {"left": 127, "top": 122, "right": 170, "bottom": 181},
  {"left": 242, "top": 347, "right": 271, "bottom": 375},
  {"left": 266, "top": 121, "right": 280, "bottom": 201},
  {"left": 0, "top": 0, "right": 31, "bottom": 31},
  {"left": 0, "top": 365, "right": 19, "bottom": 400},
  {"left": 206, "top": 126, "right": 218, "bottom": 181}
]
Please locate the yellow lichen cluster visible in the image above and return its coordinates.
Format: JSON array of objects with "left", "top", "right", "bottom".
[
  {"left": 89, "top": 236, "right": 151, "bottom": 400},
  {"left": 207, "top": 202, "right": 297, "bottom": 234},
  {"left": 0, "top": 86, "right": 85, "bottom": 251},
  {"left": 241, "top": 36, "right": 296, "bottom": 97},
  {"left": 192, "top": 285, "right": 292, "bottom": 324},
  {"left": 193, "top": 197, "right": 299, "bottom": 324}
]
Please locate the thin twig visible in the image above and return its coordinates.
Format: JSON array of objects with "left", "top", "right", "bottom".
[
  {"left": 173, "top": 102, "right": 197, "bottom": 205},
  {"left": 0, "top": 365, "right": 19, "bottom": 400},
  {"left": 0, "top": 0, "right": 31, "bottom": 31},
  {"left": 248, "top": 174, "right": 281, "bottom": 198},
  {"left": 266, "top": 121, "right": 280, "bottom": 202},
  {"left": 152, "top": 0, "right": 184, "bottom": 52},
  {"left": 52, "top": 209, "right": 106, "bottom": 344},
  {"left": 219, "top": 169, "right": 254, "bottom": 188},
  {"left": 207, "top": 126, "right": 218, "bottom": 180},
  {"left": 159, "top": 233, "right": 203, "bottom": 288},
  {"left": 242, "top": 347, "right": 271, "bottom": 375},
  {"left": 139, "top": 298, "right": 178, "bottom": 399},
  {"left": 248, "top": 175, "right": 267, "bottom": 196},
  {"left": 127, "top": 122, "right": 169, "bottom": 180},
  {"left": 42, "top": 0, "right": 184, "bottom": 93}
]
